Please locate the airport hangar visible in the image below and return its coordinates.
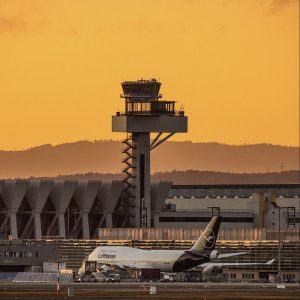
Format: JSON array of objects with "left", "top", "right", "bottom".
[{"left": 0, "top": 180, "right": 299, "bottom": 239}]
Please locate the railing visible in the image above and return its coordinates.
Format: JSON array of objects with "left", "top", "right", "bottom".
[
  {"left": 121, "top": 94, "right": 162, "bottom": 99},
  {"left": 125, "top": 100, "right": 177, "bottom": 115},
  {"left": 116, "top": 110, "right": 185, "bottom": 117}
]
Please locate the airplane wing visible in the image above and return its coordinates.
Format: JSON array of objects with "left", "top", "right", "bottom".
[
  {"left": 100, "top": 261, "right": 153, "bottom": 270},
  {"left": 199, "top": 259, "right": 275, "bottom": 268},
  {"left": 217, "top": 252, "right": 248, "bottom": 259},
  {"left": 119, "top": 262, "right": 153, "bottom": 269}
]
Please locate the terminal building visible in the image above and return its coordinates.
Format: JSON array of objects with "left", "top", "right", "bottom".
[
  {"left": 159, "top": 184, "right": 300, "bottom": 229},
  {"left": 0, "top": 180, "right": 299, "bottom": 240}
]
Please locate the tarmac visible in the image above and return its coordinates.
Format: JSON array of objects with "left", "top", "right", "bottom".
[{"left": 0, "top": 282, "right": 299, "bottom": 299}]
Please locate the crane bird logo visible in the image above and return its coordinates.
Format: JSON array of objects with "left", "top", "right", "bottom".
[{"left": 201, "top": 229, "right": 216, "bottom": 249}]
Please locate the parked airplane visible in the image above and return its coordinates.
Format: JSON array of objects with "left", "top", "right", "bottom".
[{"left": 79, "top": 216, "right": 274, "bottom": 274}]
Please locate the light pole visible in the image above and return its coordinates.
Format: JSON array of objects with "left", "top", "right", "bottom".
[
  {"left": 278, "top": 206, "right": 281, "bottom": 276},
  {"left": 271, "top": 202, "right": 296, "bottom": 281},
  {"left": 67, "top": 207, "right": 69, "bottom": 238},
  {"left": 57, "top": 260, "right": 60, "bottom": 296}
]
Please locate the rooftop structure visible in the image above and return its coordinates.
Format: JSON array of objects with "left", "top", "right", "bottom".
[{"left": 121, "top": 79, "right": 162, "bottom": 100}]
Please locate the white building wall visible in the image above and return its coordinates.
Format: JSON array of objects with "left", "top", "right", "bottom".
[{"left": 166, "top": 197, "right": 250, "bottom": 211}]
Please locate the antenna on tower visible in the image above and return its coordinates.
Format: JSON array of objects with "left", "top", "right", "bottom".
[{"left": 280, "top": 162, "right": 286, "bottom": 172}]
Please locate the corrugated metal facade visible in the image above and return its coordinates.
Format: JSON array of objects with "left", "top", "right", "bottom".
[{"left": 98, "top": 228, "right": 300, "bottom": 241}]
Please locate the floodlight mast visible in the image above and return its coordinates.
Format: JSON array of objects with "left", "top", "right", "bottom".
[{"left": 112, "top": 79, "right": 188, "bottom": 228}]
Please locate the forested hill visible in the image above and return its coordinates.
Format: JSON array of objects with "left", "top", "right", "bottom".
[{"left": 0, "top": 140, "right": 298, "bottom": 179}]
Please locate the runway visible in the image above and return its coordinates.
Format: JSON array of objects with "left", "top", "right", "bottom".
[{"left": 0, "top": 282, "right": 299, "bottom": 299}]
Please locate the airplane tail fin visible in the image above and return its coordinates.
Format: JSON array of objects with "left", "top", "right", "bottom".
[
  {"left": 265, "top": 259, "right": 276, "bottom": 265},
  {"left": 190, "top": 216, "right": 222, "bottom": 251}
]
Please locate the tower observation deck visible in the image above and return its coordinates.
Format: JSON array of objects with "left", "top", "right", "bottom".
[{"left": 112, "top": 79, "right": 188, "bottom": 228}]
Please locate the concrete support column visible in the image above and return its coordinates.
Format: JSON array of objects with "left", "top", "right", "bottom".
[
  {"left": 33, "top": 210, "right": 42, "bottom": 239},
  {"left": 106, "top": 213, "right": 113, "bottom": 228},
  {"left": 1, "top": 181, "right": 28, "bottom": 239},
  {"left": 26, "top": 181, "right": 53, "bottom": 239},
  {"left": 50, "top": 181, "right": 76, "bottom": 238},
  {"left": 132, "top": 132, "right": 151, "bottom": 228},
  {"left": 73, "top": 181, "right": 102, "bottom": 239},
  {"left": 9, "top": 210, "right": 18, "bottom": 239},
  {"left": 81, "top": 209, "right": 90, "bottom": 240},
  {"left": 98, "top": 181, "right": 123, "bottom": 228},
  {"left": 57, "top": 210, "right": 66, "bottom": 237}
]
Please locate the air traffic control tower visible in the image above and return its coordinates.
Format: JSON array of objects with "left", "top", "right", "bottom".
[{"left": 112, "top": 79, "right": 187, "bottom": 228}]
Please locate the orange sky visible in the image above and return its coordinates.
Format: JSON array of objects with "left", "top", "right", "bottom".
[{"left": 0, "top": 0, "right": 299, "bottom": 150}]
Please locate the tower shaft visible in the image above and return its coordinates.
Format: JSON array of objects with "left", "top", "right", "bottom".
[{"left": 132, "top": 133, "right": 151, "bottom": 228}]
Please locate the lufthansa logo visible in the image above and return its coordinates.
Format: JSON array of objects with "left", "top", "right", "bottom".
[
  {"left": 98, "top": 253, "right": 116, "bottom": 259},
  {"left": 201, "top": 229, "right": 216, "bottom": 249}
]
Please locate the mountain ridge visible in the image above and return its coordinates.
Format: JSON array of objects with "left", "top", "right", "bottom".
[
  {"left": 0, "top": 140, "right": 298, "bottom": 179},
  {"left": 21, "top": 170, "right": 299, "bottom": 185}
]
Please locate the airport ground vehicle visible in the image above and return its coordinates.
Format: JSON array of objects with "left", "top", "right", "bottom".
[
  {"left": 77, "top": 272, "right": 106, "bottom": 283},
  {"left": 161, "top": 273, "right": 177, "bottom": 282},
  {"left": 183, "top": 273, "right": 202, "bottom": 282},
  {"left": 73, "top": 276, "right": 81, "bottom": 282},
  {"left": 139, "top": 269, "right": 160, "bottom": 281},
  {"left": 106, "top": 274, "right": 120, "bottom": 283}
]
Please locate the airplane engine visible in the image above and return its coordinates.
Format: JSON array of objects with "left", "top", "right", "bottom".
[
  {"left": 202, "top": 266, "right": 222, "bottom": 274},
  {"left": 202, "top": 266, "right": 214, "bottom": 273},
  {"left": 209, "top": 250, "right": 219, "bottom": 260},
  {"left": 100, "top": 265, "right": 115, "bottom": 272}
]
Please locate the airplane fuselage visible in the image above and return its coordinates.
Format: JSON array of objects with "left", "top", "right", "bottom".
[
  {"left": 88, "top": 246, "right": 211, "bottom": 272},
  {"left": 80, "top": 217, "right": 264, "bottom": 275}
]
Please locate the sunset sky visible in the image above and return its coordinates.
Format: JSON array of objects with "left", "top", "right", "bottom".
[{"left": 0, "top": 0, "right": 299, "bottom": 150}]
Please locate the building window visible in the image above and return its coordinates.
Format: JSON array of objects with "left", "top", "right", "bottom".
[
  {"left": 242, "top": 273, "right": 254, "bottom": 279},
  {"left": 24, "top": 252, "right": 32, "bottom": 258},
  {"left": 159, "top": 216, "right": 253, "bottom": 223}
]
